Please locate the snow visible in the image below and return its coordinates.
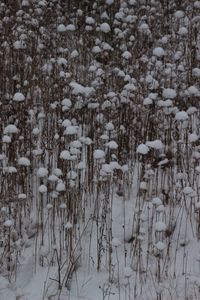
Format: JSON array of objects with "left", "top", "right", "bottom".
[
  {"left": 18, "top": 157, "right": 31, "bottom": 166},
  {"left": 152, "top": 197, "right": 162, "bottom": 206},
  {"left": 107, "top": 140, "right": 118, "bottom": 149},
  {"left": 102, "top": 100, "right": 112, "bottom": 109},
  {"left": 60, "top": 203, "right": 67, "bottom": 209},
  {"left": 61, "top": 99, "right": 72, "bottom": 108},
  {"left": 77, "top": 161, "right": 86, "bottom": 170},
  {"left": 192, "top": 68, "right": 200, "bottom": 78},
  {"left": 18, "top": 193, "right": 27, "bottom": 199},
  {"left": 140, "top": 181, "right": 147, "bottom": 190},
  {"left": 164, "top": 99, "right": 173, "bottom": 107},
  {"left": 146, "top": 139, "right": 164, "bottom": 150},
  {"left": 149, "top": 93, "right": 158, "bottom": 100},
  {"left": 153, "top": 47, "right": 165, "bottom": 57},
  {"left": 143, "top": 97, "right": 153, "bottom": 105},
  {"left": 122, "top": 50, "right": 132, "bottom": 59},
  {"left": 2, "top": 2, "right": 200, "bottom": 300},
  {"left": 4, "top": 124, "right": 18, "bottom": 134},
  {"left": 56, "top": 180, "right": 66, "bottom": 192},
  {"left": 121, "top": 164, "right": 129, "bottom": 173},
  {"left": 69, "top": 82, "right": 94, "bottom": 97},
  {"left": 162, "top": 88, "right": 177, "bottom": 99},
  {"left": 102, "top": 42, "right": 113, "bottom": 51},
  {"left": 48, "top": 174, "right": 58, "bottom": 182},
  {"left": 194, "top": 1, "right": 200, "bottom": 8},
  {"left": 51, "top": 191, "right": 59, "bottom": 199},
  {"left": 105, "top": 122, "right": 114, "bottom": 131},
  {"left": 4, "top": 166, "right": 17, "bottom": 173},
  {"left": 174, "top": 10, "right": 184, "bottom": 18},
  {"left": 106, "top": 0, "right": 114, "bottom": 4},
  {"left": 124, "top": 266, "right": 133, "bottom": 278},
  {"left": 38, "top": 184, "right": 47, "bottom": 193},
  {"left": 156, "top": 204, "right": 165, "bottom": 212},
  {"left": 176, "top": 172, "right": 184, "bottom": 180},
  {"left": 137, "top": 144, "right": 149, "bottom": 155},
  {"left": 155, "top": 241, "right": 166, "bottom": 251},
  {"left": 2, "top": 135, "right": 11, "bottom": 143},
  {"left": 53, "top": 168, "right": 63, "bottom": 177},
  {"left": 195, "top": 166, "right": 200, "bottom": 174},
  {"left": 183, "top": 186, "right": 194, "bottom": 195},
  {"left": 100, "top": 134, "right": 109, "bottom": 141},
  {"left": 178, "top": 26, "right": 188, "bottom": 35},
  {"left": 92, "top": 45, "right": 101, "bottom": 53},
  {"left": 70, "top": 140, "right": 82, "bottom": 148},
  {"left": 66, "top": 24, "right": 75, "bottom": 31},
  {"left": 13, "top": 92, "right": 25, "bottom": 102},
  {"left": 110, "top": 161, "right": 121, "bottom": 170},
  {"left": 22, "top": 0, "right": 30, "bottom": 6},
  {"left": 187, "top": 85, "right": 199, "bottom": 96},
  {"left": 37, "top": 167, "right": 48, "bottom": 178},
  {"left": 83, "top": 137, "right": 93, "bottom": 145},
  {"left": 124, "top": 83, "right": 136, "bottom": 92},
  {"left": 101, "top": 163, "right": 113, "bottom": 174},
  {"left": 32, "top": 149, "right": 43, "bottom": 156},
  {"left": 13, "top": 40, "right": 26, "bottom": 50},
  {"left": 111, "top": 237, "right": 121, "bottom": 247},
  {"left": 60, "top": 150, "right": 71, "bottom": 160},
  {"left": 4, "top": 220, "right": 12, "bottom": 227},
  {"left": 139, "top": 22, "right": 150, "bottom": 33},
  {"left": 70, "top": 147, "right": 80, "bottom": 155},
  {"left": 64, "top": 126, "right": 78, "bottom": 135},
  {"left": 71, "top": 50, "right": 79, "bottom": 58},
  {"left": 57, "top": 57, "right": 67, "bottom": 66},
  {"left": 62, "top": 119, "right": 71, "bottom": 127},
  {"left": 67, "top": 170, "right": 77, "bottom": 180},
  {"left": 37, "top": 112, "right": 45, "bottom": 119},
  {"left": 32, "top": 127, "right": 40, "bottom": 135},
  {"left": 157, "top": 100, "right": 167, "bottom": 107},
  {"left": 175, "top": 111, "right": 189, "bottom": 121},
  {"left": 94, "top": 149, "right": 105, "bottom": 159},
  {"left": 155, "top": 221, "right": 167, "bottom": 232},
  {"left": 158, "top": 158, "right": 169, "bottom": 166},
  {"left": 57, "top": 24, "right": 66, "bottom": 33},
  {"left": 64, "top": 222, "right": 73, "bottom": 230},
  {"left": 174, "top": 50, "right": 182, "bottom": 61},
  {"left": 86, "top": 17, "right": 95, "bottom": 25},
  {"left": 189, "top": 133, "right": 199, "bottom": 143},
  {"left": 193, "top": 152, "right": 200, "bottom": 160},
  {"left": 0, "top": 154, "right": 6, "bottom": 160},
  {"left": 100, "top": 22, "right": 111, "bottom": 33},
  {"left": 0, "top": 276, "right": 16, "bottom": 300}
]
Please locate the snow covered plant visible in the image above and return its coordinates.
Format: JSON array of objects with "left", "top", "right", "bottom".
[{"left": 0, "top": 0, "right": 200, "bottom": 299}]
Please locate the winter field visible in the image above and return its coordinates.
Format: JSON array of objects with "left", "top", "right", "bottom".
[{"left": 0, "top": 0, "right": 200, "bottom": 299}]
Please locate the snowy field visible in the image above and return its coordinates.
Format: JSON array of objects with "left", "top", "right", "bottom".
[{"left": 0, "top": 0, "right": 200, "bottom": 299}]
